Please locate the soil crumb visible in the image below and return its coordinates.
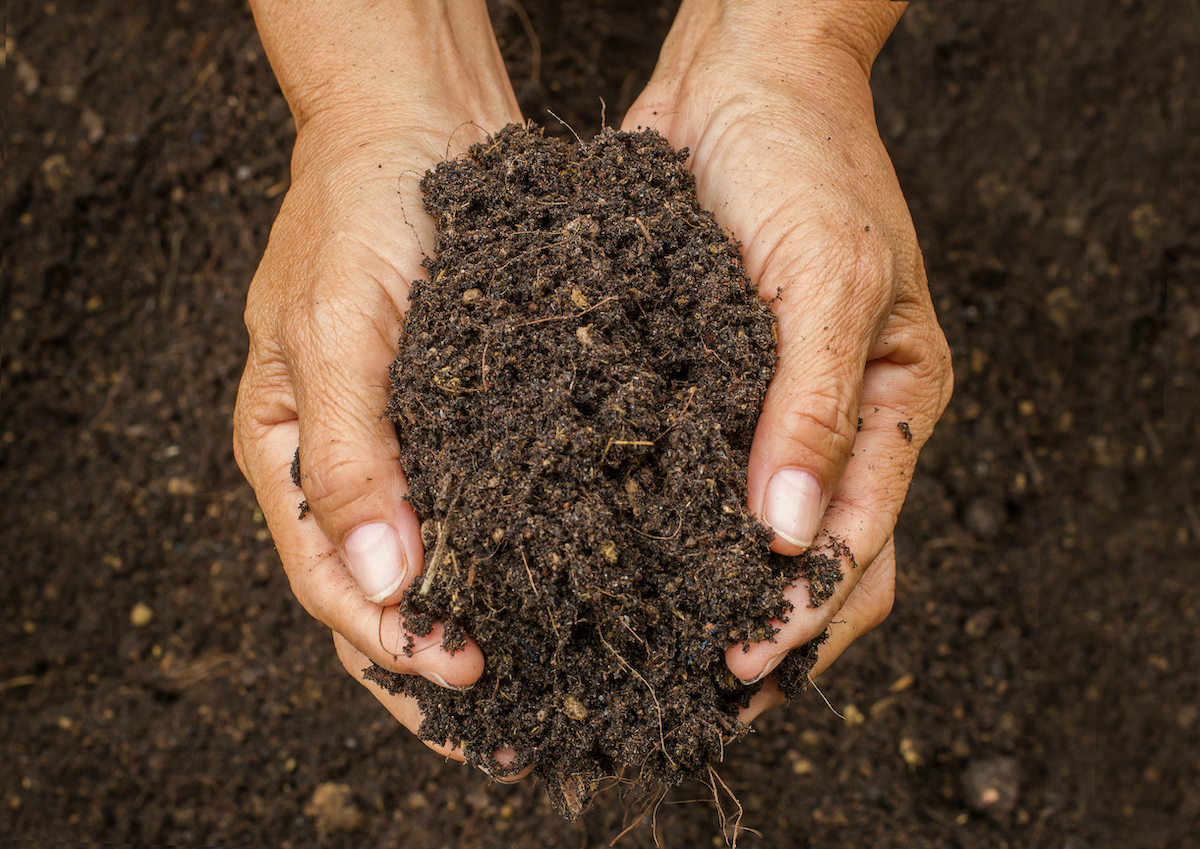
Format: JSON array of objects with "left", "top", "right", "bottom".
[{"left": 368, "top": 123, "right": 833, "bottom": 818}]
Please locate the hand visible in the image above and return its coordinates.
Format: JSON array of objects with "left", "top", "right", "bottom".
[
  {"left": 622, "top": 0, "right": 953, "bottom": 720},
  {"left": 234, "top": 0, "right": 523, "bottom": 765}
]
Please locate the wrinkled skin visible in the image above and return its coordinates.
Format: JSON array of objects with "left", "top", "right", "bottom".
[{"left": 621, "top": 2, "right": 952, "bottom": 719}]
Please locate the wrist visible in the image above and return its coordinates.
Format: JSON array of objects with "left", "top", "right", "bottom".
[
  {"left": 660, "top": 0, "right": 904, "bottom": 83},
  {"left": 250, "top": 0, "right": 519, "bottom": 133}
]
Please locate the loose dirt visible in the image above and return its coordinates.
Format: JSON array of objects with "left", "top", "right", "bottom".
[
  {"left": 4, "top": 1, "right": 1196, "bottom": 847},
  {"left": 367, "top": 124, "right": 833, "bottom": 817}
]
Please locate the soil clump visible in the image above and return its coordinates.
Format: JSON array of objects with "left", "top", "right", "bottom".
[{"left": 368, "top": 124, "right": 832, "bottom": 817}]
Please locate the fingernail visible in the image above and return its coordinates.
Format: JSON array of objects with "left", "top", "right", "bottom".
[
  {"left": 479, "top": 748, "right": 522, "bottom": 781},
  {"left": 740, "top": 652, "right": 785, "bottom": 686},
  {"left": 343, "top": 522, "right": 407, "bottom": 603},
  {"left": 416, "top": 669, "right": 474, "bottom": 691},
  {"left": 763, "top": 469, "right": 823, "bottom": 549}
]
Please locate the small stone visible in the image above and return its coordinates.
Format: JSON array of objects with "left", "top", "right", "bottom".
[
  {"left": 41, "top": 154, "right": 73, "bottom": 192},
  {"left": 1129, "top": 202, "right": 1165, "bottom": 244},
  {"left": 842, "top": 704, "right": 865, "bottom": 726},
  {"left": 562, "top": 695, "right": 588, "bottom": 721},
  {"left": 899, "top": 737, "right": 924, "bottom": 770},
  {"left": 462, "top": 288, "right": 483, "bottom": 303},
  {"left": 564, "top": 217, "right": 598, "bottom": 239},
  {"left": 167, "top": 477, "right": 197, "bottom": 496},
  {"left": 16, "top": 58, "right": 40, "bottom": 95},
  {"left": 888, "top": 673, "right": 916, "bottom": 694},
  {"left": 963, "top": 607, "right": 997, "bottom": 639},
  {"left": 305, "top": 782, "right": 363, "bottom": 833},
  {"left": 961, "top": 756, "right": 1020, "bottom": 816},
  {"left": 80, "top": 108, "right": 105, "bottom": 144},
  {"left": 599, "top": 541, "right": 619, "bottom": 565},
  {"left": 965, "top": 498, "right": 1004, "bottom": 541},
  {"left": 129, "top": 602, "right": 153, "bottom": 627}
]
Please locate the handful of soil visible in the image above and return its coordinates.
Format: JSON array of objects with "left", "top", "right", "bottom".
[{"left": 367, "top": 124, "right": 833, "bottom": 817}]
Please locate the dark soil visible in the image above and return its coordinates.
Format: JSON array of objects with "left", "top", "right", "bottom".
[
  {"left": 368, "top": 124, "right": 827, "bottom": 816},
  {"left": 3, "top": 1, "right": 1197, "bottom": 848}
]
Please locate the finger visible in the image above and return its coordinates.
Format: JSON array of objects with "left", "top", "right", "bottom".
[
  {"left": 810, "top": 535, "right": 897, "bottom": 678},
  {"left": 333, "top": 631, "right": 465, "bottom": 763},
  {"left": 283, "top": 256, "right": 423, "bottom": 607},
  {"left": 734, "top": 537, "right": 896, "bottom": 726},
  {"left": 736, "top": 679, "right": 786, "bottom": 726},
  {"left": 744, "top": 223, "right": 896, "bottom": 556},
  {"left": 334, "top": 632, "right": 533, "bottom": 781},
  {"left": 481, "top": 749, "right": 535, "bottom": 784},
  {"left": 728, "top": 301, "right": 947, "bottom": 681},
  {"left": 244, "top": 402, "right": 484, "bottom": 687}
]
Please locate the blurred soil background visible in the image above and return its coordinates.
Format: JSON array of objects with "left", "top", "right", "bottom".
[{"left": 2, "top": 1, "right": 1197, "bottom": 847}]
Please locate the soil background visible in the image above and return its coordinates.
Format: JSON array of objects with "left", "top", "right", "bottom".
[{"left": 2, "top": 1, "right": 1197, "bottom": 847}]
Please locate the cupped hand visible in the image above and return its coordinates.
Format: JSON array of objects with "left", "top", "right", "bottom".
[
  {"left": 622, "top": 0, "right": 953, "bottom": 720},
  {"left": 234, "top": 0, "right": 525, "bottom": 763}
]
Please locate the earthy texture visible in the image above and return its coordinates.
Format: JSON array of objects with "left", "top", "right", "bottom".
[
  {"left": 368, "top": 124, "right": 827, "bottom": 817},
  {"left": 3, "top": 1, "right": 1196, "bottom": 847}
]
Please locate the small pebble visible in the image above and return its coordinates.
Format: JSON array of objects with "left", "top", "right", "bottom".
[
  {"left": 129, "top": 602, "right": 153, "bottom": 627},
  {"left": 305, "top": 782, "right": 362, "bottom": 833},
  {"left": 964, "top": 607, "right": 997, "bottom": 639},
  {"left": 562, "top": 695, "right": 588, "bottom": 721},
  {"left": 965, "top": 498, "right": 1004, "bottom": 541},
  {"left": 961, "top": 756, "right": 1020, "bottom": 816}
]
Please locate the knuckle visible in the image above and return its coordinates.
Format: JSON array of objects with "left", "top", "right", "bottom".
[
  {"left": 911, "top": 328, "right": 955, "bottom": 427},
  {"left": 858, "top": 546, "right": 897, "bottom": 628},
  {"left": 934, "top": 335, "right": 955, "bottom": 415},
  {"left": 769, "top": 380, "right": 859, "bottom": 467},
  {"left": 243, "top": 271, "right": 286, "bottom": 344},
  {"left": 300, "top": 448, "right": 384, "bottom": 520},
  {"left": 868, "top": 578, "right": 896, "bottom": 626},
  {"left": 767, "top": 219, "right": 896, "bottom": 304},
  {"left": 231, "top": 427, "right": 248, "bottom": 477}
]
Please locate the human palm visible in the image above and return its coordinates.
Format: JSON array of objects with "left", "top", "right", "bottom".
[{"left": 622, "top": 20, "right": 952, "bottom": 715}]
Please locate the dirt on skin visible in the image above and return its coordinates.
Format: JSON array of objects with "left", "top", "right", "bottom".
[{"left": 363, "top": 124, "right": 837, "bottom": 817}]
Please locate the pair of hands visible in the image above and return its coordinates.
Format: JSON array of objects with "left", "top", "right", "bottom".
[{"left": 234, "top": 0, "right": 952, "bottom": 768}]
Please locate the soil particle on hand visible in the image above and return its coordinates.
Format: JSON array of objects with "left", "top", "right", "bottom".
[
  {"left": 290, "top": 449, "right": 310, "bottom": 519},
  {"left": 366, "top": 123, "right": 835, "bottom": 818}
]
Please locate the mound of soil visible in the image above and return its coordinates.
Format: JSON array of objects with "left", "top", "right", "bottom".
[{"left": 366, "top": 124, "right": 836, "bottom": 817}]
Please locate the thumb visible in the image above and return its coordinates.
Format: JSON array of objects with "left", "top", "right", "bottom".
[
  {"left": 746, "top": 256, "right": 887, "bottom": 554},
  {"left": 289, "top": 291, "right": 423, "bottom": 606}
]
